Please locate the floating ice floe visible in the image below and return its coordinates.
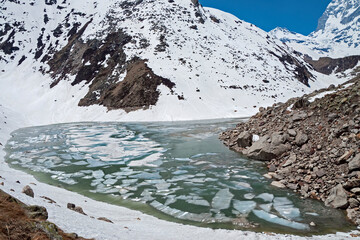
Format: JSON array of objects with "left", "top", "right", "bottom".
[
  {"left": 92, "top": 170, "right": 105, "bottom": 179},
  {"left": 259, "top": 203, "right": 273, "bottom": 212},
  {"left": 255, "top": 193, "right": 274, "bottom": 202},
  {"left": 244, "top": 193, "right": 255, "bottom": 200},
  {"left": 273, "top": 197, "right": 301, "bottom": 220},
  {"left": 252, "top": 210, "right": 309, "bottom": 230},
  {"left": 130, "top": 172, "right": 161, "bottom": 180},
  {"left": 150, "top": 201, "right": 212, "bottom": 222},
  {"left": 211, "top": 188, "right": 234, "bottom": 210},
  {"left": 233, "top": 200, "right": 256, "bottom": 214}
]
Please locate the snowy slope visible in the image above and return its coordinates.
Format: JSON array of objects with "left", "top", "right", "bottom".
[
  {"left": 0, "top": 0, "right": 345, "bottom": 123},
  {"left": 270, "top": 0, "right": 360, "bottom": 59}
]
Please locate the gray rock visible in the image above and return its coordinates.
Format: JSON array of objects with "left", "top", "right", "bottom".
[
  {"left": 243, "top": 135, "right": 291, "bottom": 161},
  {"left": 291, "top": 112, "right": 307, "bottom": 122},
  {"left": 67, "top": 203, "right": 87, "bottom": 215},
  {"left": 344, "top": 179, "right": 360, "bottom": 190},
  {"left": 349, "top": 154, "right": 360, "bottom": 172},
  {"left": 325, "top": 184, "right": 348, "bottom": 209},
  {"left": 351, "top": 188, "right": 360, "bottom": 194},
  {"left": 292, "top": 98, "right": 310, "bottom": 109},
  {"left": 283, "top": 154, "right": 296, "bottom": 167},
  {"left": 271, "top": 132, "right": 287, "bottom": 146},
  {"left": 315, "top": 169, "right": 326, "bottom": 178},
  {"left": 22, "top": 185, "right": 34, "bottom": 198},
  {"left": 295, "top": 132, "right": 309, "bottom": 146},
  {"left": 346, "top": 208, "right": 360, "bottom": 225},
  {"left": 271, "top": 181, "right": 286, "bottom": 188},
  {"left": 287, "top": 129, "right": 297, "bottom": 137},
  {"left": 348, "top": 198, "right": 360, "bottom": 208},
  {"left": 236, "top": 131, "right": 253, "bottom": 148}
]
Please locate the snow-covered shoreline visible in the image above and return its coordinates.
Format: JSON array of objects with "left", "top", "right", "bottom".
[{"left": 0, "top": 105, "right": 358, "bottom": 240}]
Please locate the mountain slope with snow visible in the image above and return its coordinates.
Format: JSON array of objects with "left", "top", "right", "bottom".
[
  {"left": 270, "top": 0, "right": 360, "bottom": 60},
  {"left": 0, "top": 0, "right": 345, "bottom": 123}
]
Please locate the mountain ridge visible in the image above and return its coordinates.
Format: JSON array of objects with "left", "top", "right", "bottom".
[
  {"left": 270, "top": 0, "right": 360, "bottom": 60},
  {"left": 0, "top": 0, "right": 350, "bottom": 122}
]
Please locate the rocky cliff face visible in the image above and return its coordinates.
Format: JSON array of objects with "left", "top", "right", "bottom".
[
  {"left": 0, "top": 0, "right": 338, "bottom": 121},
  {"left": 221, "top": 76, "right": 360, "bottom": 225},
  {"left": 270, "top": 0, "right": 360, "bottom": 60}
]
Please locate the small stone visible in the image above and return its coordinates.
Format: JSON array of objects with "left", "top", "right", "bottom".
[
  {"left": 348, "top": 198, "right": 360, "bottom": 208},
  {"left": 263, "top": 173, "right": 272, "bottom": 179},
  {"left": 287, "top": 129, "right": 297, "bottom": 137},
  {"left": 98, "top": 217, "right": 113, "bottom": 223},
  {"left": 271, "top": 181, "right": 286, "bottom": 188},
  {"left": 283, "top": 154, "right": 296, "bottom": 167},
  {"left": 315, "top": 169, "right": 326, "bottom": 178},
  {"left": 22, "top": 185, "right": 34, "bottom": 198},
  {"left": 344, "top": 179, "right": 360, "bottom": 190},
  {"left": 295, "top": 132, "right": 309, "bottom": 146},
  {"left": 351, "top": 188, "right": 360, "bottom": 194},
  {"left": 349, "top": 154, "right": 360, "bottom": 171},
  {"left": 67, "top": 203, "right": 76, "bottom": 209},
  {"left": 74, "top": 206, "right": 86, "bottom": 215},
  {"left": 310, "top": 222, "right": 316, "bottom": 227},
  {"left": 268, "top": 164, "right": 276, "bottom": 172}
]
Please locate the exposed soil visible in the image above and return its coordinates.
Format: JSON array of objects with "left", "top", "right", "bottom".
[
  {"left": 0, "top": 189, "right": 90, "bottom": 240},
  {"left": 220, "top": 75, "right": 360, "bottom": 225}
]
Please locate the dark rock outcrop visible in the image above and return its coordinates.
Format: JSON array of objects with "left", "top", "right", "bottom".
[{"left": 307, "top": 55, "right": 360, "bottom": 75}]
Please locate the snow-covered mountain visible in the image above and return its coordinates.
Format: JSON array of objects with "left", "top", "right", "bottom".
[
  {"left": 270, "top": 0, "right": 360, "bottom": 60},
  {"left": 0, "top": 0, "right": 344, "bottom": 123}
]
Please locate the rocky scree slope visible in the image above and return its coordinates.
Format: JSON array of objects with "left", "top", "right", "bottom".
[
  {"left": 0, "top": 0, "right": 333, "bottom": 120},
  {"left": 220, "top": 76, "right": 360, "bottom": 225},
  {"left": 270, "top": 0, "right": 360, "bottom": 60}
]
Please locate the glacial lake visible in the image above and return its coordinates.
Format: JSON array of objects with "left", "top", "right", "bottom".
[{"left": 4, "top": 119, "right": 355, "bottom": 235}]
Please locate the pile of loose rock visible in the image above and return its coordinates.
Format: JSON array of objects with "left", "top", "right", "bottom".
[{"left": 220, "top": 76, "right": 360, "bottom": 225}]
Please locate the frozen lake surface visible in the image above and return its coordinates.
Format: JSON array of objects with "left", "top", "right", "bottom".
[{"left": 5, "top": 120, "right": 354, "bottom": 234}]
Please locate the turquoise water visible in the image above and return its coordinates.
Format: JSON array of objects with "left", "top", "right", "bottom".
[{"left": 4, "top": 120, "right": 355, "bottom": 235}]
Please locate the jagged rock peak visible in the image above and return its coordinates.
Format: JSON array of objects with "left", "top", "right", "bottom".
[{"left": 315, "top": 0, "right": 360, "bottom": 32}]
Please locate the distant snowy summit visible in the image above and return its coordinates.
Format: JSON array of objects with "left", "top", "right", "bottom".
[
  {"left": 270, "top": 0, "right": 360, "bottom": 60},
  {"left": 0, "top": 0, "right": 350, "bottom": 122}
]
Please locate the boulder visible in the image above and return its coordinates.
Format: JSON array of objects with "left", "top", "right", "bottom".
[
  {"left": 243, "top": 135, "right": 291, "bottom": 161},
  {"left": 22, "top": 185, "right": 34, "bottom": 198},
  {"left": 295, "top": 132, "right": 309, "bottom": 146},
  {"left": 349, "top": 154, "right": 360, "bottom": 172},
  {"left": 236, "top": 131, "right": 253, "bottom": 148},
  {"left": 325, "top": 184, "right": 348, "bottom": 209}
]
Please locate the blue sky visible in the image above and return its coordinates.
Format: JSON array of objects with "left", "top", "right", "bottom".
[{"left": 199, "top": 0, "right": 332, "bottom": 35}]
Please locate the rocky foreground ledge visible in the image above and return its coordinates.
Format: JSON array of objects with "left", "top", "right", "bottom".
[
  {"left": 0, "top": 189, "right": 89, "bottom": 240},
  {"left": 220, "top": 76, "right": 360, "bottom": 225}
]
